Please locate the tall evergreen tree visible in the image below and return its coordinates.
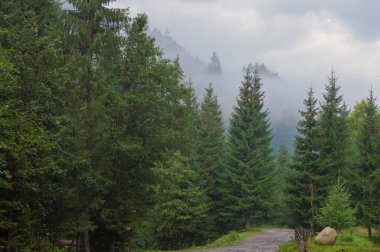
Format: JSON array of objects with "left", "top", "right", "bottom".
[
  {"left": 141, "top": 152, "right": 209, "bottom": 250},
  {"left": 222, "top": 69, "right": 274, "bottom": 231},
  {"left": 271, "top": 144, "right": 292, "bottom": 225},
  {"left": 197, "top": 83, "right": 225, "bottom": 234},
  {"left": 88, "top": 14, "right": 199, "bottom": 250},
  {"left": 355, "top": 90, "right": 380, "bottom": 237},
  {"left": 0, "top": 1, "right": 70, "bottom": 249},
  {"left": 61, "top": 1, "right": 126, "bottom": 250},
  {"left": 318, "top": 70, "right": 349, "bottom": 203},
  {"left": 290, "top": 87, "right": 320, "bottom": 230}
]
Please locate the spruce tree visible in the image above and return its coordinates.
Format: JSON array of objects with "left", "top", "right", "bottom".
[
  {"left": 144, "top": 152, "right": 209, "bottom": 250},
  {"left": 90, "top": 14, "right": 199, "bottom": 250},
  {"left": 197, "top": 83, "right": 225, "bottom": 233},
  {"left": 61, "top": 1, "right": 126, "bottom": 250},
  {"left": 272, "top": 144, "right": 292, "bottom": 225},
  {"left": 318, "top": 70, "right": 349, "bottom": 203},
  {"left": 290, "top": 87, "right": 320, "bottom": 230},
  {"left": 207, "top": 51, "right": 222, "bottom": 74},
  {"left": 0, "top": 1, "right": 70, "bottom": 249},
  {"left": 222, "top": 69, "right": 274, "bottom": 231},
  {"left": 317, "top": 179, "right": 356, "bottom": 232},
  {"left": 355, "top": 90, "right": 380, "bottom": 237}
]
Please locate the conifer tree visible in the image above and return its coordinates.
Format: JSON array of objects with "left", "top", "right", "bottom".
[
  {"left": 144, "top": 152, "right": 209, "bottom": 250},
  {"left": 222, "top": 69, "right": 274, "bottom": 231},
  {"left": 290, "top": 87, "right": 320, "bottom": 230},
  {"left": 61, "top": 1, "right": 126, "bottom": 250},
  {"left": 0, "top": 1, "right": 70, "bottom": 249},
  {"left": 207, "top": 51, "right": 222, "bottom": 74},
  {"left": 355, "top": 90, "right": 380, "bottom": 237},
  {"left": 317, "top": 179, "right": 356, "bottom": 232},
  {"left": 90, "top": 14, "right": 199, "bottom": 250},
  {"left": 318, "top": 70, "right": 349, "bottom": 203},
  {"left": 197, "top": 83, "right": 225, "bottom": 233},
  {"left": 271, "top": 144, "right": 292, "bottom": 225}
]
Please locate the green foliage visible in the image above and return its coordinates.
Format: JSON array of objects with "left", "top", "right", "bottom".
[
  {"left": 318, "top": 70, "right": 350, "bottom": 199},
  {"left": 353, "top": 90, "right": 380, "bottom": 233},
  {"left": 137, "top": 152, "right": 209, "bottom": 250},
  {"left": 197, "top": 83, "right": 225, "bottom": 234},
  {"left": 57, "top": 1, "right": 127, "bottom": 250},
  {"left": 1, "top": 1, "right": 206, "bottom": 250},
  {"left": 0, "top": 0, "right": 71, "bottom": 249},
  {"left": 221, "top": 68, "right": 275, "bottom": 231},
  {"left": 317, "top": 180, "right": 356, "bottom": 231},
  {"left": 271, "top": 144, "right": 292, "bottom": 225},
  {"left": 290, "top": 87, "right": 320, "bottom": 229}
]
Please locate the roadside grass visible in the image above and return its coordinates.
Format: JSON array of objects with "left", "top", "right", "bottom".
[
  {"left": 280, "top": 228, "right": 380, "bottom": 252},
  {"left": 190, "top": 228, "right": 261, "bottom": 250},
  {"left": 145, "top": 225, "right": 284, "bottom": 252}
]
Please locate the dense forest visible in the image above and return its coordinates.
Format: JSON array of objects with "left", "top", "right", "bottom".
[{"left": 1, "top": 1, "right": 380, "bottom": 252}]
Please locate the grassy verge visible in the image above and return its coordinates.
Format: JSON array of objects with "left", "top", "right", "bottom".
[
  {"left": 190, "top": 228, "right": 261, "bottom": 250},
  {"left": 280, "top": 228, "right": 380, "bottom": 252},
  {"left": 145, "top": 225, "right": 282, "bottom": 252}
]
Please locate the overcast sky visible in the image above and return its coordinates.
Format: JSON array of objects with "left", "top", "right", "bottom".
[{"left": 110, "top": 0, "right": 380, "bottom": 105}]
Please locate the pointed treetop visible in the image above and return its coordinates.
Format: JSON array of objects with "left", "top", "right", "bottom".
[{"left": 208, "top": 51, "right": 222, "bottom": 74}]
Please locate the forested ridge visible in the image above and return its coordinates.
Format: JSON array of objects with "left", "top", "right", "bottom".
[{"left": 1, "top": 1, "right": 380, "bottom": 252}]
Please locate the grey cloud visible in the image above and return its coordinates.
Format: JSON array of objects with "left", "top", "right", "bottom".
[
  {"left": 265, "top": 0, "right": 380, "bottom": 40},
  {"left": 110, "top": 0, "right": 380, "bottom": 108}
]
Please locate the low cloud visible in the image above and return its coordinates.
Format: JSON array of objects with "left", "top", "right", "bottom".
[{"left": 111, "top": 0, "right": 380, "bottom": 106}]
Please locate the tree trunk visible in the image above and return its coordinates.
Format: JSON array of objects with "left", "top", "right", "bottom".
[
  {"left": 76, "top": 233, "right": 79, "bottom": 252},
  {"left": 84, "top": 231, "right": 90, "bottom": 252},
  {"left": 244, "top": 214, "right": 251, "bottom": 231},
  {"left": 309, "top": 183, "right": 315, "bottom": 233},
  {"left": 368, "top": 227, "right": 372, "bottom": 238}
]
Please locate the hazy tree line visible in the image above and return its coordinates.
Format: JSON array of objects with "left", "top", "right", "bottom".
[{"left": 1, "top": 1, "right": 380, "bottom": 252}]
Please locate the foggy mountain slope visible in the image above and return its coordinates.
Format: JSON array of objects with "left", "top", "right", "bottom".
[
  {"left": 150, "top": 28, "right": 298, "bottom": 151},
  {"left": 149, "top": 28, "right": 208, "bottom": 77}
]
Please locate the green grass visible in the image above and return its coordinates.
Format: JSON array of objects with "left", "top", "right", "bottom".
[
  {"left": 144, "top": 225, "right": 283, "bottom": 252},
  {"left": 280, "top": 228, "right": 380, "bottom": 252},
  {"left": 190, "top": 228, "right": 261, "bottom": 250}
]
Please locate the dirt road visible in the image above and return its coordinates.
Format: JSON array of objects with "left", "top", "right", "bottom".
[{"left": 190, "top": 229, "right": 294, "bottom": 252}]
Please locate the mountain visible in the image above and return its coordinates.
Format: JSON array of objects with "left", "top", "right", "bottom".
[{"left": 150, "top": 28, "right": 208, "bottom": 78}]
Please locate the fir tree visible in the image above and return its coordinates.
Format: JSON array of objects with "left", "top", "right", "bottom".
[
  {"left": 207, "top": 51, "right": 222, "bottom": 74},
  {"left": 222, "top": 69, "right": 274, "bottom": 231},
  {"left": 317, "top": 179, "right": 356, "bottom": 232},
  {"left": 271, "top": 144, "right": 292, "bottom": 225},
  {"left": 61, "top": 1, "right": 126, "bottom": 250},
  {"left": 290, "top": 87, "right": 320, "bottom": 230},
  {"left": 355, "top": 90, "right": 380, "bottom": 237},
  {"left": 0, "top": 1, "right": 70, "bottom": 249},
  {"left": 197, "top": 83, "right": 225, "bottom": 234},
  {"left": 144, "top": 152, "right": 209, "bottom": 250},
  {"left": 318, "top": 70, "right": 349, "bottom": 203},
  {"left": 91, "top": 14, "right": 200, "bottom": 250}
]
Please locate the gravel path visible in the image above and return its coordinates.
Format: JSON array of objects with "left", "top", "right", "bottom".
[{"left": 188, "top": 229, "right": 294, "bottom": 252}]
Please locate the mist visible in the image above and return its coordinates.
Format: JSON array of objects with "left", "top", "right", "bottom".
[{"left": 109, "top": 0, "right": 380, "bottom": 150}]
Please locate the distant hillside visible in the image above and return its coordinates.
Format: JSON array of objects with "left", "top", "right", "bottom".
[
  {"left": 150, "top": 28, "right": 296, "bottom": 152},
  {"left": 150, "top": 28, "right": 208, "bottom": 77}
]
